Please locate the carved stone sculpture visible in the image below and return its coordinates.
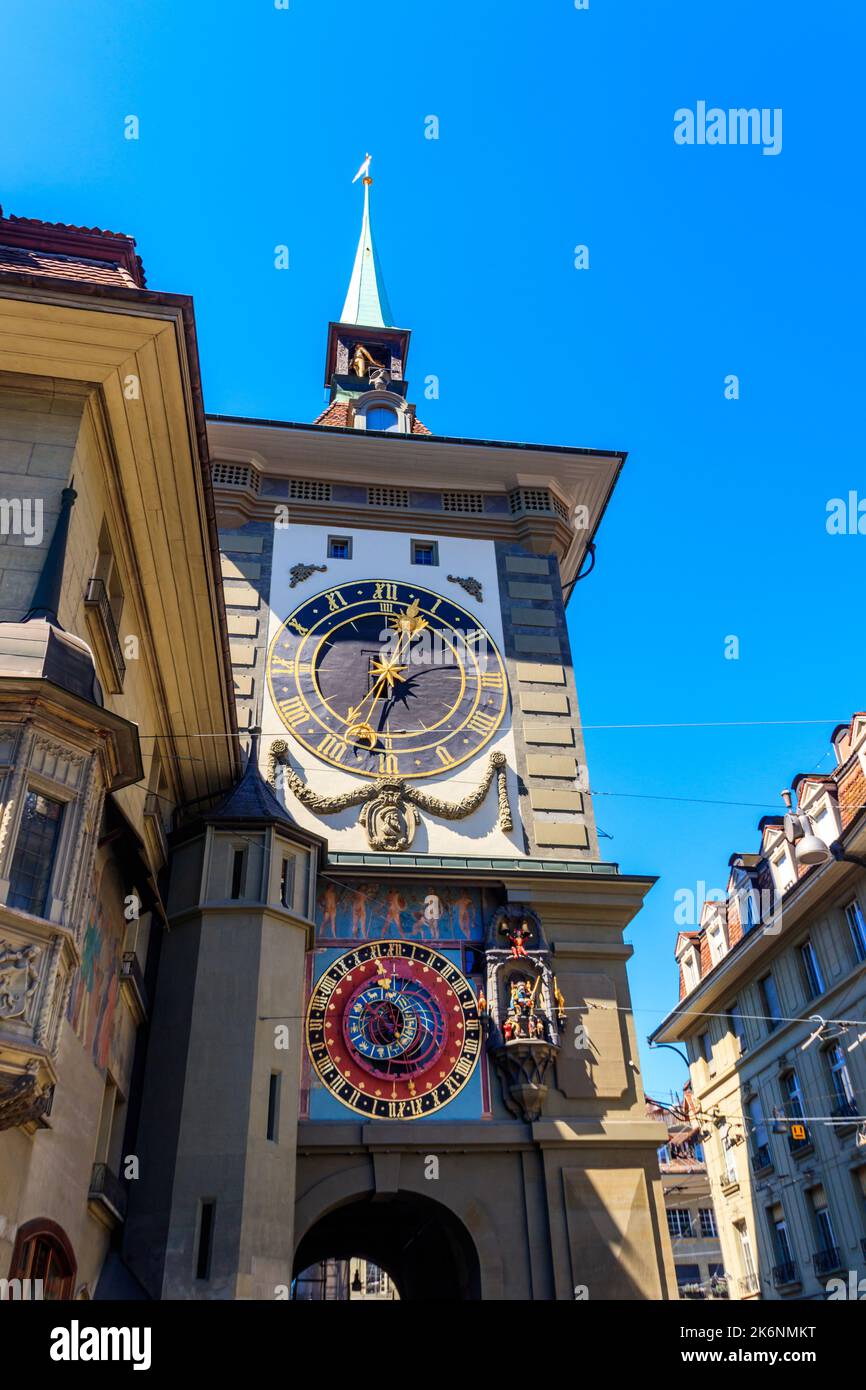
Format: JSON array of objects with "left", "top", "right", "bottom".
[
  {"left": 289, "top": 563, "right": 327, "bottom": 589},
  {"left": 0, "top": 941, "right": 41, "bottom": 1023},
  {"left": 0, "top": 1062, "right": 52, "bottom": 1132},
  {"left": 447, "top": 574, "right": 483, "bottom": 602},
  {"left": 269, "top": 744, "right": 513, "bottom": 850}
]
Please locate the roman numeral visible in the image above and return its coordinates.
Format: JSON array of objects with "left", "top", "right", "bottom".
[
  {"left": 378, "top": 752, "right": 399, "bottom": 775},
  {"left": 468, "top": 710, "right": 497, "bottom": 735},
  {"left": 287, "top": 618, "right": 308, "bottom": 636},
  {"left": 317, "top": 734, "right": 348, "bottom": 762},
  {"left": 278, "top": 695, "right": 308, "bottom": 727},
  {"left": 326, "top": 589, "right": 348, "bottom": 611},
  {"left": 270, "top": 655, "right": 294, "bottom": 672},
  {"left": 374, "top": 582, "right": 397, "bottom": 601},
  {"left": 481, "top": 673, "right": 504, "bottom": 689}
]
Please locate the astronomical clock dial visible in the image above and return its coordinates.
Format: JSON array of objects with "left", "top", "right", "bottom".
[
  {"left": 266, "top": 579, "right": 507, "bottom": 779},
  {"left": 306, "top": 940, "right": 482, "bottom": 1119}
]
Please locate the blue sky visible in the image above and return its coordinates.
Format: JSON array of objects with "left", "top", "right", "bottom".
[{"left": 3, "top": 0, "right": 864, "bottom": 1099}]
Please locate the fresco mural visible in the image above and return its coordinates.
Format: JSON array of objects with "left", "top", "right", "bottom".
[
  {"left": 67, "top": 867, "right": 124, "bottom": 1073},
  {"left": 315, "top": 880, "right": 495, "bottom": 944}
]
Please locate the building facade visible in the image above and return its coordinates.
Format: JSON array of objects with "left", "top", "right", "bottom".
[
  {"left": 0, "top": 208, "right": 237, "bottom": 1297},
  {"left": 0, "top": 183, "right": 676, "bottom": 1300},
  {"left": 649, "top": 1091, "right": 726, "bottom": 1299},
  {"left": 652, "top": 714, "right": 866, "bottom": 1301}
]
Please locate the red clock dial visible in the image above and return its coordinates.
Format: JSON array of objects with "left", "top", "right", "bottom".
[{"left": 306, "top": 940, "right": 482, "bottom": 1119}]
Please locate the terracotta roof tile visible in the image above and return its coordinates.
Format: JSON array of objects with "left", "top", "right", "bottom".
[
  {"left": 0, "top": 243, "right": 140, "bottom": 289},
  {"left": 313, "top": 400, "right": 350, "bottom": 427},
  {"left": 312, "top": 400, "right": 431, "bottom": 434},
  {"left": 0, "top": 207, "right": 145, "bottom": 288},
  {"left": 840, "top": 758, "right": 866, "bottom": 828}
]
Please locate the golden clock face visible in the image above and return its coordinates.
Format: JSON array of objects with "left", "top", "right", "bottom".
[
  {"left": 266, "top": 579, "right": 508, "bottom": 779},
  {"left": 306, "top": 940, "right": 482, "bottom": 1119}
]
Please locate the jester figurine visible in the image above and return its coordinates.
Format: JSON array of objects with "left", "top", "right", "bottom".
[{"left": 500, "top": 916, "right": 533, "bottom": 959}]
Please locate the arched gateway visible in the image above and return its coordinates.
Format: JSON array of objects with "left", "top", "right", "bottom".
[{"left": 294, "top": 1192, "right": 481, "bottom": 1301}]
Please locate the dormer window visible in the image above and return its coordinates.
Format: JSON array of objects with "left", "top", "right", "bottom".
[
  {"left": 682, "top": 950, "right": 699, "bottom": 992},
  {"left": 809, "top": 799, "right": 840, "bottom": 850},
  {"left": 365, "top": 406, "right": 399, "bottom": 432},
  {"left": 352, "top": 392, "right": 410, "bottom": 435},
  {"left": 771, "top": 848, "right": 795, "bottom": 892},
  {"left": 708, "top": 922, "right": 727, "bottom": 965}
]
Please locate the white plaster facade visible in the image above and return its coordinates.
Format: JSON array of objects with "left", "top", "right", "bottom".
[{"left": 262, "top": 521, "right": 522, "bottom": 856}]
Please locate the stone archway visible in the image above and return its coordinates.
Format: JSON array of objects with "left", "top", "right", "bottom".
[{"left": 293, "top": 1190, "right": 482, "bottom": 1301}]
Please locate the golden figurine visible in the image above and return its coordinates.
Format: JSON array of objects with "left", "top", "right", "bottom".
[{"left": 350, "top": 343, "right": 386, "bottom": 379}]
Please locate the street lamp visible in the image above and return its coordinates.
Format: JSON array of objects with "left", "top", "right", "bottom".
[{"left": 781, "top": 789, "right": 866, "bottom": 869}]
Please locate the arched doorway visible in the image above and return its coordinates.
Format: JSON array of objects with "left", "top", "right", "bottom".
[{"left": 293, "top": 1191, "right": 481, "bottom": 1301}]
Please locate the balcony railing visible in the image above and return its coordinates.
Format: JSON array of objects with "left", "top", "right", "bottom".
[
  {"left": 831, "top": 1096, "right": 860, "bottom": 1122},
  {"left": 88, "top": 1162, "right": 127, "bottom": 1222},
  {"left": 813, "top": 1246, "right": 843, "bottom": 1277},
  {"left": 84, "top": 577, "right": 126, "bottom": 691},
  {"left": 772, "top": 1260, "right": 800, "bottom": 1288},
  {"left": 739, "top": 1273, "right": 760, "bottom": 1295},
  {"left": 751, "top": 1144, "right": 773, "bottom": 1173}
]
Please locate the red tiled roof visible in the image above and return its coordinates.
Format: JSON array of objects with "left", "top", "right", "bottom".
[
  {"left": 674, "top": 710, "right": 866, "bottom": 1001},
  {"left": 0, "top": 207, "right": 145, "bottom": 288},
  {"left": 313, "top": 400, "right": 351, "bottom": 428},
  {"left": 312, "top": 400, "right": 431, "bottom": 434}
]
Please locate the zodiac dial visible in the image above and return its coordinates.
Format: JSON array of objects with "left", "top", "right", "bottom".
[
  {"left": 266, "top": 579, "right": 508, "bottom": 779},
  {"left": 306, "top": 940, "right": 482, "bottom": 1118}
]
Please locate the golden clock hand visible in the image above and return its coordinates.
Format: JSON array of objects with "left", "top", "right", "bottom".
[
  {"left": 343, "top": 598, "right": 424, "bottom": 739},
  {"left": 346, "top": 655, "right": 398, "bottom": 723}
]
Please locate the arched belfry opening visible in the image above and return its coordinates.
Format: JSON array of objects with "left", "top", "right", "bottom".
[{"left": 293, "top": 1192, "right": 482, "bottom": 1302}]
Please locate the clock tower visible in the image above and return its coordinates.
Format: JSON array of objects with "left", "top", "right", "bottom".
[{"left": 127, "top": 171, "right": 676, "bottom": 1300}]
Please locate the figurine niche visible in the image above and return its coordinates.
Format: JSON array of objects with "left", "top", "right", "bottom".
[
  {"left": 502, "top": 974, "right": 547, "bottom": 1042},
  {"left": 350, "top": 343, "right": 387, "bottom": 382}
]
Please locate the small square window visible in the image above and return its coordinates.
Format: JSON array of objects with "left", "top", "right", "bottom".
[
  {"left": 411, "top": 539, "right": 438, "bottom": 567},
  {"left": 328, "top": 536, "right": 352, "bottom": 560}
]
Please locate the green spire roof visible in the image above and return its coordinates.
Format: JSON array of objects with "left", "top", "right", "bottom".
[{"left": 340, "top": 178, "right": 393, "bottom": 329}]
